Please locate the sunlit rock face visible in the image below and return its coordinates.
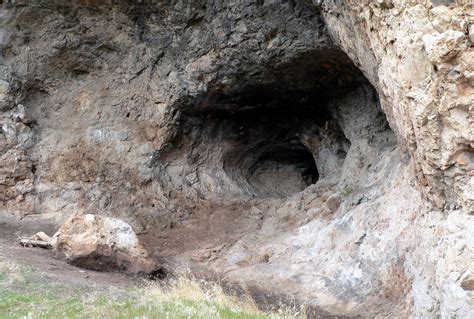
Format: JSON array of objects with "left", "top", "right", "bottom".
[{"left": 0, "top": 1, "right": 472, "bottom": 317}]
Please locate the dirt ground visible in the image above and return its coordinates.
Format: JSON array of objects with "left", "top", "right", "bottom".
[
  {"left": 0, "top": 200, "right": 262, "bottom": 292},
  {"left": 141, "top": 200, "right": 258, "bottom": 258},
  {"left": 0, "top": 210, "right": 340, "bottom": 318},
  {"left": 0, "top": 213, "right": 143, "bottom": 290}
]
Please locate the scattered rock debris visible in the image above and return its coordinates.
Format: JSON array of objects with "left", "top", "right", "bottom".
[{"left": 19, "top": 231, "right": 53, "bottom": 249}]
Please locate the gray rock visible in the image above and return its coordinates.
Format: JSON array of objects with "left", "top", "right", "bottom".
[{"left": 0, "top": 1, "right": 472, "bottom": 317}]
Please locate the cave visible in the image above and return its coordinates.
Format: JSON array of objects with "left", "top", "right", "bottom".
[
  {"left": 244, "top": 138, "right": 320, "bottom": 197},
  {"left": 214, "top": 105, "right": 332, "bottom": 197},
  {"left": 157, "top": 50, "right": 372, "bottom": 199},
  {"left": 0, "top": 1, "right": 470, "bottom": 317}
]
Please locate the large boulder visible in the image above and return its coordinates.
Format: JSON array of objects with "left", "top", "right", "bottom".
[{"left": 53, "top": 214, "right": 156, "bottom": 274}]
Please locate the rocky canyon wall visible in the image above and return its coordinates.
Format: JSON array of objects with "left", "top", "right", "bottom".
[{"left": 0, "top": 0, "right": 472, "bottom": 317}]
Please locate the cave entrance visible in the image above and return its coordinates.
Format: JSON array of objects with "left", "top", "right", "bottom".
[
  {"left": 171, "top": 98, "right": 343, "bottom": 198},
  {"left": 246, "top": 139, "right": 319, "bottom": 197},
  {"left": 158, "top": 50, "right": 377, "bottom": 199},
  {"left": 210, "top": 104, "right": 333, "bottom": 198}
]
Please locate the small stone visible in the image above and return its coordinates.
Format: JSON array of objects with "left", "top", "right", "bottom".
[{"left": 461, "top": 276, "right": 474, "bottom": 291}]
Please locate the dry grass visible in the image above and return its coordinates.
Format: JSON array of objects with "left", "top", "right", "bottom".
[{"left": 0, "top": 259, "right": 305, "bottom": 318}]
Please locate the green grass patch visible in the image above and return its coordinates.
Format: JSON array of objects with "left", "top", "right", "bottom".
[{"left": 0, "top": 259, "right": 297, "bottom": 319}]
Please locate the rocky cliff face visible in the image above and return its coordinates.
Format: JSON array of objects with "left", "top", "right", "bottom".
[{"left": 0, "top": 0, "right": 472, "bottom": 317}]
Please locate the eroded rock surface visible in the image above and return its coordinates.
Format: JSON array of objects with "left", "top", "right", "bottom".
[
  {"left": 0, "top": 0, "right": 472, "bottom": 317},
  {"left": 53, "top": 214, "right": 156, "bottom": 274}
]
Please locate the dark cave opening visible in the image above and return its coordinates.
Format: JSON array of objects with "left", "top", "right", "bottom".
[
  {"left": 175, "top": 101, "right": 340, "bottom": 198},
  {"left": 251, "top": 140, "right": 319, "bottom": 186},
  {"left": 218, "top": 105, "right": 332, "bottom": 197},
  {"left": 245, "top": 138, "right": 320, "bottom": 196},
  {"left": 158, "top": 49, "right": 383, "bottom": 198}
]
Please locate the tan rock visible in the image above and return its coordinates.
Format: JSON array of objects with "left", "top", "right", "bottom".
[
  {"left": 53, "top": 214, "right": 156, "bottom": 274},
  {"left": 422, "top": 29, "right": 466, "bottom": 63}
]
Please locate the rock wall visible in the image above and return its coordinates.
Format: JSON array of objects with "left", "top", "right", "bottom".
[
  {"left": 0, "top": 0, "right": 472, "bottom": 317},
  {"left": 322, "top": 0, "right": 473, "bottom": 212},
  {"left": 321, "top": 1, "right": 473, "bottom": 316}
]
